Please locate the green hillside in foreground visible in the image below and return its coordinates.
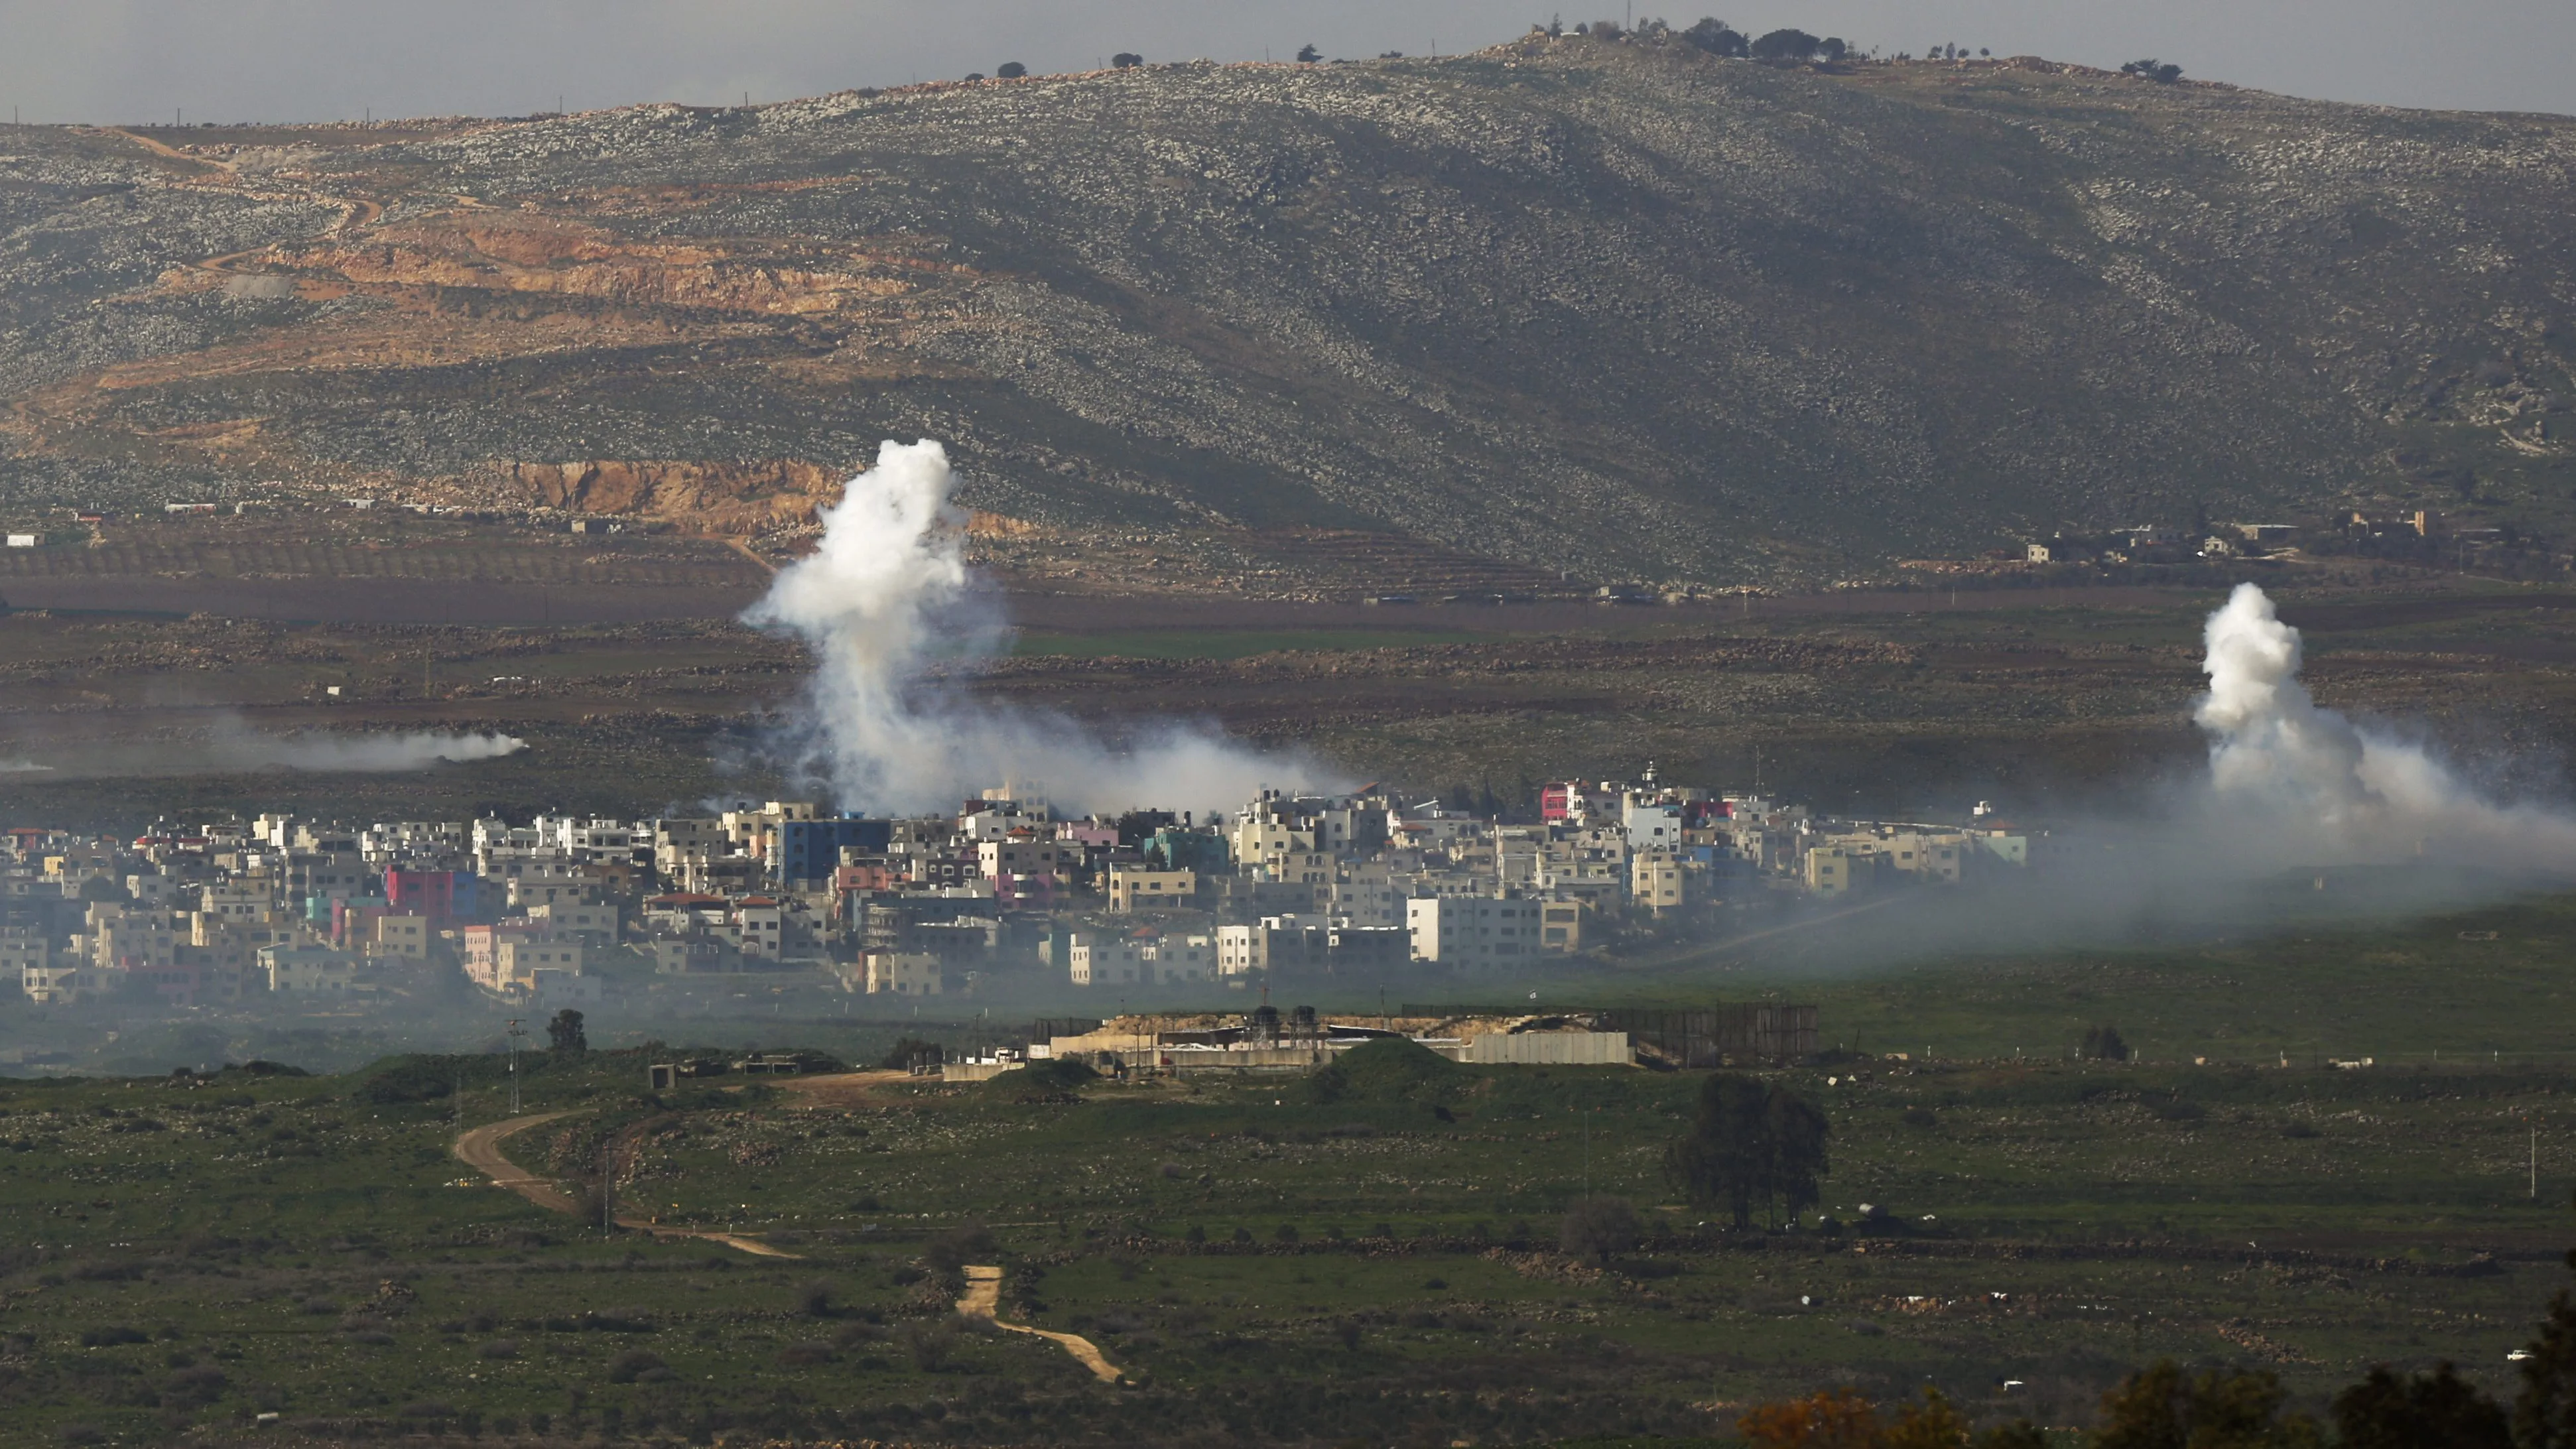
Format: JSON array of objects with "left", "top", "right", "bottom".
[
  {"left": 8, "top": 895, "right": 2576, "bottom": 1441},
  {"left": 1, "top": 33, "right": 2571, "bottom": 580}
]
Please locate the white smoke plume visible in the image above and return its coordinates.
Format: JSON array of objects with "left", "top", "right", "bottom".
[
  {"left": 214, "top": 729, "right": 527, "bottom": 773},
  {"left": 744, "top": 439, "right": 1337, "bottom": 816},
  {"left": 2195, "top": 582, "right": 2576, "bottom": 871}
]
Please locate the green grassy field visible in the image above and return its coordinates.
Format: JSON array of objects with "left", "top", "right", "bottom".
[{"left": 12, "top": 897, "right": 2576, "bottom": 1446}]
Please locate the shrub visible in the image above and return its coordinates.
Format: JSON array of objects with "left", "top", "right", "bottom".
[
  {"left": 905, "top": 1321, "right": 958, "bottom": 1371},
  {"left": 1559, "top": 1196, "right": 1642, "bottom": 1261},
  {"left": 359, "top": 1058, "right": 458, "bottom": 1104},
  {"left": 797, "top": 1279, "right": 834, "bottom": 1317},
  {"left": 923, "top": 1223, "right": 995, "bottom": 1274},
  {"left": 1274, "top": 1224, "right": 1300, "bottom": 1244},
  {"left": 479, "top": 1338, "right": 518, "bottom": 1359},
  {"left": 778, "top": 1342, "right": 837, "bottom": 1367},
  {"left": 162, "top": 1363, "right": 227, "bottom": 1406},
  {"left": 1112, "top": 52, "right": 1143, "bottom": 68},
  {"left": 79, "top": 1326, "right": 148, "bottom": 1348},
  {"left": 996, "top": 62, "right": 1027, "bottom": 78},
  {"left": 606, "top": 1349, "right": 666, "bottom": 1383},
  {"left": 1901, "top": 1107, "right": 1939, "bottom": 1129}
]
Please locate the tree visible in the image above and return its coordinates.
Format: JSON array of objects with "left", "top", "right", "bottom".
[
  {"left": 2336, "top": 1363, "right": 2509, "bottom": 1449},
  {"left": 1683, "top": 19, "right": 1750, "bottom": 56},
  {"left": 2095, "top": 1361, "right": 2324, "bottom": 1449},
  {"left": 1735, "top": 1388, "right": 2055, "bottom": 1449},
  {"left": 1557, "top": 1196, "right": 1641, "bottom": 1261},
  {"left": 996, "top": 62, "right": 1026, "bottom": 78},
  {"left": 76, "top": 875, "right": 130, "bottom": 903},
  {"left": 1749, "top": 28, "right": 1821, "bottom": 61},
  {"left": 1112, "top": 52, "right": 1143, "bottom": 68},
  {"left": 2121, "top": 58, "right": 2184, "bottom": 83},
  {"left": 2081, "top": 1024, "right": 2130, "bottom": 1061},
  {"left": 1296, "top": 43, "right": 1320, "bottom": 62},
  {"left": 1738, "top": 1389, "right": 1878, "bottom": 1449},
  {"left": 1665, "top": 1073, "right": 1829, "bottom": 1229},
  {"left": 2516, "top": 1277, "right": 2576, "bottom": 1449},
  {"left": 922, "top": 1222, "right": 995, "bottom": 1274},
  {"left": 1817, "top": 37, "right": 1848, "bottom": 62},
  {"left": 546, "top": 1009, "right": 586, "bottom": 1053}
]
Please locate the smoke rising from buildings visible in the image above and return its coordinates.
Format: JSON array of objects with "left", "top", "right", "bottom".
[{"left": 744, "top": 439, "right": 1336, "bottom": 816}]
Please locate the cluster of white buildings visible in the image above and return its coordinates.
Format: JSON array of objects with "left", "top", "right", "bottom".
[{"left": 0, "top": 773, "right": 2026, "bottom": 1010}]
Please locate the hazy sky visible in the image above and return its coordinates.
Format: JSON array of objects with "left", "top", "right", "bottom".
[{"left": 1, "top": 0, "right": 2567, "bottom": 126}]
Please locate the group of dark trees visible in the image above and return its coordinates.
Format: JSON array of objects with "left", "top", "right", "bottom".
[
  {"left": 1739, "top": 1328, "right": 2570, "bottom": 1447},
  {"left": 2122, "top": 57, "right": 2187, "bottom": 83},
  {"left": 1676, "top": 19, "right": 1848, "bottom": 62},
  {"left": 1664, "top": 1072, "right": 1832, "bottom": 1229}
]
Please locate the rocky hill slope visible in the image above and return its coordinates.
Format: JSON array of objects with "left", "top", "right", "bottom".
[{"left": 2, "top": 33, "right": 2571, "bottom": 584}]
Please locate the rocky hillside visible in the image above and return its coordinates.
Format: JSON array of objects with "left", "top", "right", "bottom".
[{"left": 2, "top": 33, "right": 2571, "bottom": 584}]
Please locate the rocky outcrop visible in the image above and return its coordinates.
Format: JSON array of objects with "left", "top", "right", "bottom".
[{"left": 505, "top": 459, "right": 840, "bottom": 531}]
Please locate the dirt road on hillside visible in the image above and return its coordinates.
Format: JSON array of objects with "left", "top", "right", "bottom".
[
  {"left": 956, "top": 1265, "right": 1123, "bottom": 1384},
  {"left": 451, "top": 1109, "right": 801, "bottom": 1258},
  {"left": 452, "top": 1111, "right": 584, "bottom": 1212}
]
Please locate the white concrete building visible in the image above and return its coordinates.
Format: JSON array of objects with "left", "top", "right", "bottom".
[{"left": 1405, "top": 895, "right": 1545, "bottom": 972}]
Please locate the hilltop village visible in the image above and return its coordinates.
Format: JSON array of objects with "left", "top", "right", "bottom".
[{"left": 0, "top": 773, "right": 2028, "bottom": 1023}]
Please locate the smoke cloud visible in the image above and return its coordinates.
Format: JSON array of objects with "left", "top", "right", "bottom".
[
  {"left": 1678, "top": 583, "right": 2576, "bottom": 974},
  {"left": 744, "top": 438, "right": 1336, "bottom": 816},
  {"left": 214, "top": 729, "right": 527, "bottom": 773},
  {"left": 2195, "top": 582, "right": 2576, "bottom": 871}
]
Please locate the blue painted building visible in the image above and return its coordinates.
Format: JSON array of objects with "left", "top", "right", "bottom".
[{"left": 778, "top": 818, "right": 894, "bottom": 885}]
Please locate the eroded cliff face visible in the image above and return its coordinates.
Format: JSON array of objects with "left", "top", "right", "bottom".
[{"left": 1, "top": 38, "right": 2571, "bottom": 582}]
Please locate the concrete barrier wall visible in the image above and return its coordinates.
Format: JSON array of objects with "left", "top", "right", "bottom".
[
  {"left": 940, "top": 1061, "right": 1025, "bottom": 1083},
  {"left": 1457, "top": 1031, "right": 1632, "bottom": 1066}
]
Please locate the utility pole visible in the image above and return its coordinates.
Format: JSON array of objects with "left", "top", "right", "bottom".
[
  {"left": 599, "top": 1137, "right": 617, "bottom": 1233},
  {"left": 2534, "top": 1121, "right": 2540, "bottom": 1202},
  {"left": 506, "top": 1019, "right": 527, "bottom": 1114}
]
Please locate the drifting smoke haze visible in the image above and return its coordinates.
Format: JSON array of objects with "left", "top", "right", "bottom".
[
  {"left": 2195, "top": 582, "right": 2576, "bottom": 870},
  {"left": 1699, "top": 583, "right": 2576, "bottom": 972},
  {"left": 0, "top": 728, "right": 524, "bottom": 779},
  {"left": 745, "top": 439, "right": 1337, "bottom": 816},
  {"left": 210, "top": 729, "right": 527, "bottom": 773}
]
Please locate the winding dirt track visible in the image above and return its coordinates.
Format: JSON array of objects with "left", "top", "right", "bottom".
[
  {"left": 452, "top": 1110, "right": 584, "bottom": 1211},
  {"left": 956, "top": 1265, "right": 1124, "bottom": 1384},
  {"left": 450, "top": 1110, "right": 801, "bottom": 1259}
]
